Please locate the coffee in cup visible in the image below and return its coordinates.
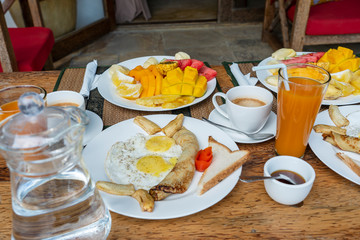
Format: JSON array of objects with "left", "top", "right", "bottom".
[
  {"left": 47, "top": 91, "right": 85, "bottom": 110},
  {"left": 212, "top": 86, "right": 273, "bottom": 133},
  {"left": 232, "top": 97, "right": 266, "bottom": 107}
]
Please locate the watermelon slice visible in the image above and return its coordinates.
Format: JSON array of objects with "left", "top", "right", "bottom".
[
  {"left": 190, "top": 59, "right": 204, "bottom": 70},
  {"left": 199, "top": 66, "right": 217, "bottom": 81},
  {"left": 281, "top": 52, "right": 325, "bottom": 65},
  {"left": 178, "top": 59, "right": 192, "bottom": 70}
]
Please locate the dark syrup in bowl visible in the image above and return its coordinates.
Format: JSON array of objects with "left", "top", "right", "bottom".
[{"left": 271, "top": 170, "right": 306, "bottom": 185}]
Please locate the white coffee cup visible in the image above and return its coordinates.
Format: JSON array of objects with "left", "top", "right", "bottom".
[
  {"left": 47, "top": 90, "right": 85, "bottom": 110},
  {"left": 212, "top": 86, "right": 273, "bottom": 133}
]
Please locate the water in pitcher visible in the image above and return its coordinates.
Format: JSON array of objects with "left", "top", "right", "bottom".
[{"left": 0, "top": 92, "right": 111, "bottom": 239}]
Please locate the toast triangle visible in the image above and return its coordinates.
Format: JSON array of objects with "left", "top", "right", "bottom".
[{"left": 197, "top": 136, "right": 249, "bottom": 195}]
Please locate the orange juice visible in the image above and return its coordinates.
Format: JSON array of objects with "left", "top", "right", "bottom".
[
  {"left": 0, "top": 100, "right": 20, "bottom": 121},
  {"left": 275, "top": 66, "right": 330, "bottom": 157}
]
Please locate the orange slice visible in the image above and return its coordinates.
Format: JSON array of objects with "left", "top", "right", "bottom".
[{"left": 116, "top": 83, "right": 142, "bottom": 99}]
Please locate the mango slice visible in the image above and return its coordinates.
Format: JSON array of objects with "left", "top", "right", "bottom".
[
  {"left": 161, "top": 67, "right": 207, "bottom": 97},
  {"left": 331, "top": 58, "right": 360, "bottom": 73},
  {"left": 317, "top": 46, "right": 360, "bottom": 73}
]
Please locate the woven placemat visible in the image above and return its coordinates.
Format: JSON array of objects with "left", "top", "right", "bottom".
[
  {"left": 54, "top": 68, "right": 86, "bottom": 92},
  {"left": 54, "top": 64, "right": 246, "bottom": 127}
]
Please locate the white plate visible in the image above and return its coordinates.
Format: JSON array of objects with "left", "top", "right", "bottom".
[
  {"left": 209, "top": 105, "right": 276, "bottom": 144},
  {"left": 83, "top": 110, "right": 103, "bottom": 146},
  {"left": 256, "top": 53, "right": 360, "bottom": 106},
  {"left": 82, "top": 114, "right": 241, "bottom": 219},
  {"left": 309, "top": 105, "right": 360, "bottom": 185},
  {"left": 97, "top": 56, "right": 217, "bottom": 111}
]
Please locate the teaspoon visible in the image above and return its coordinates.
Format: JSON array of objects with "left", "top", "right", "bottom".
[
  {"left": 202, "top": 118, "right": 274, "bottom": 140},
  {"left": 239, "top": 174, "right": 297, "bottom": 185}
]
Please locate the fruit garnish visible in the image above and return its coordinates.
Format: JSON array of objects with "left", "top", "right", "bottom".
[{"left": 195, "top": 147, "right": 213, "bottom": 172}]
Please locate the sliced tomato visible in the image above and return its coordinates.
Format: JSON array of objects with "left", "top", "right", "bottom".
[
  {"left": 196, "top": 147, "right": 212, "bottom": 162},
  {"left": 195, "top": 160, "right": 212, "bottom": 172},
  {"left": 195, "top": 147, "right": 213, "bottom": 172}
]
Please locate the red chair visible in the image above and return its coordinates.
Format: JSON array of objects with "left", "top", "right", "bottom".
[
  {"left": 262, "top": 0, "right": 360, "bottom": 51},
  {"left": 0, "top": 0, "right": 54, "bottom": 72}
]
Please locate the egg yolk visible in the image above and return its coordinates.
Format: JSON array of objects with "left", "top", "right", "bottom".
[
  {"left": 145, "top": 136, "right": 175, "bottom": 152},
  {"left": 136, "top": 156, "right": 177, "bottom": 177}
]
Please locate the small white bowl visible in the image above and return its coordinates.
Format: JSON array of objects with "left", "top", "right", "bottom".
[
  {"left": 264, "top": 156, "right": 316, "bottom": 205},
  {"left": 47, "top": 90, "right": 85, "bottom": 110}
]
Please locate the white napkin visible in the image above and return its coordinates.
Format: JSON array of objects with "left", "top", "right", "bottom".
[
  {"left": 80, "top": 60, "right": 99, "bottom": 98},
  {"left": 230, "top": 63, "right": 258, "bottom": 86}
]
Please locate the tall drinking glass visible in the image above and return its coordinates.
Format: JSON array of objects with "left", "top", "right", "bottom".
[{"left": 275, "top": 63, "right": 331, "bottom": 158}]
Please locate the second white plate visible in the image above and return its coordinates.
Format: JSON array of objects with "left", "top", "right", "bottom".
[
  {"left": 256, "top": 53, "right": 360, "bottom": 106},
  {"left": 97, "top": 56, "right": 217, "bottom": 111},
  {"left": 309, "top": 105, "right": 360, "bottom": 185}
]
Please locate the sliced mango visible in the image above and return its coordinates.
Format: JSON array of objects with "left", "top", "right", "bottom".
[
  {"left": 193, "top": 76, "right": 207, "bottom": 97},
  {"left": 140, "top": 75, "right": 149, "bottom": 98},
  {"left": 129, "top": 65, "right": 145, "bottom": 81},
  {"left": 183, "top": 67, "right": 198, "bottom": 85},
  {"left": 166, "top": 84, "right": 182, "bottom": 95},
  {"left": 166, "top": 67, "right": 183, "bottom": 85},
  {"left": 337, "top": 46, "right": 354, "bottom": 59},
  {"left": 161, "top": 67, "right": 207, "bottom": 97},
  {"left": 181, "top": 84, "right": 194, "bottom": 95},
  {"left": 147, "top": 74, "right": 156, "bottom": 97},
  {"left": 331, "top": 58, "right": 360, "bottom": 73}
]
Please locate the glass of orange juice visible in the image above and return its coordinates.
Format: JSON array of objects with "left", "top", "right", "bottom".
[
  {"left": 0, "top": 85, "right": 47, "bottom": 122},
  {"left": 275, "top": 63, "right": 330, "bottom": 158}
]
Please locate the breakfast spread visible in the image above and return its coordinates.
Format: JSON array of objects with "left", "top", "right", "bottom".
[
  {"left": 107, "top": 52, "right": 217, "bottom": 109},
  {"left": 264, "top": 46, "right": 360, "bottom": 100}
]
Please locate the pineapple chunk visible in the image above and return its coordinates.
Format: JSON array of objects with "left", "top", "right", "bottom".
[
  {"left": 330, "top": 79, "right": 355, "bottom": 97},
  {"left": 135, "top": 95, "right": 181, "bottom": 107}
]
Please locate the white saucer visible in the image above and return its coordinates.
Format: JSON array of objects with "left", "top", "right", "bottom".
[
  {"left": 208, "top": 105, "right": 276, "bottom": 143},
  {"left": 83, "top": 110, "right": 103, "bottom": 146}
]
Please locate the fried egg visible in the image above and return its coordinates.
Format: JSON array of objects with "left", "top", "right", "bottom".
[
  {"left": 346, "top": 111, "right": 360, "bottom": 138},
  {"left": 105, "top": 133, "right": 182, "bottom": 190}
]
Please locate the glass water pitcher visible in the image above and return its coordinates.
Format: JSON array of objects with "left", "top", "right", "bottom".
[{"left": 0, "top": 92, "right": 111, "bottom": 239}]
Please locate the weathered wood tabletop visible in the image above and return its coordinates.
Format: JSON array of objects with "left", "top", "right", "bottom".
[{"left": 0, "top": 66, "right": 360, "bottom": 239}]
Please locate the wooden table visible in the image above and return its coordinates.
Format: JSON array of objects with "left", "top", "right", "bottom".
[{"left": 1, "top": 67, "right": 360, "bottom": 239}]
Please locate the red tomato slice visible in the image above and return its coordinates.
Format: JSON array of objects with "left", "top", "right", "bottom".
[
  {"left": 195, "top": 147, "right": 213, "bottom": 172},
  {"left": 195, "top": 160, "right": 212, "bottom": 172}
]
